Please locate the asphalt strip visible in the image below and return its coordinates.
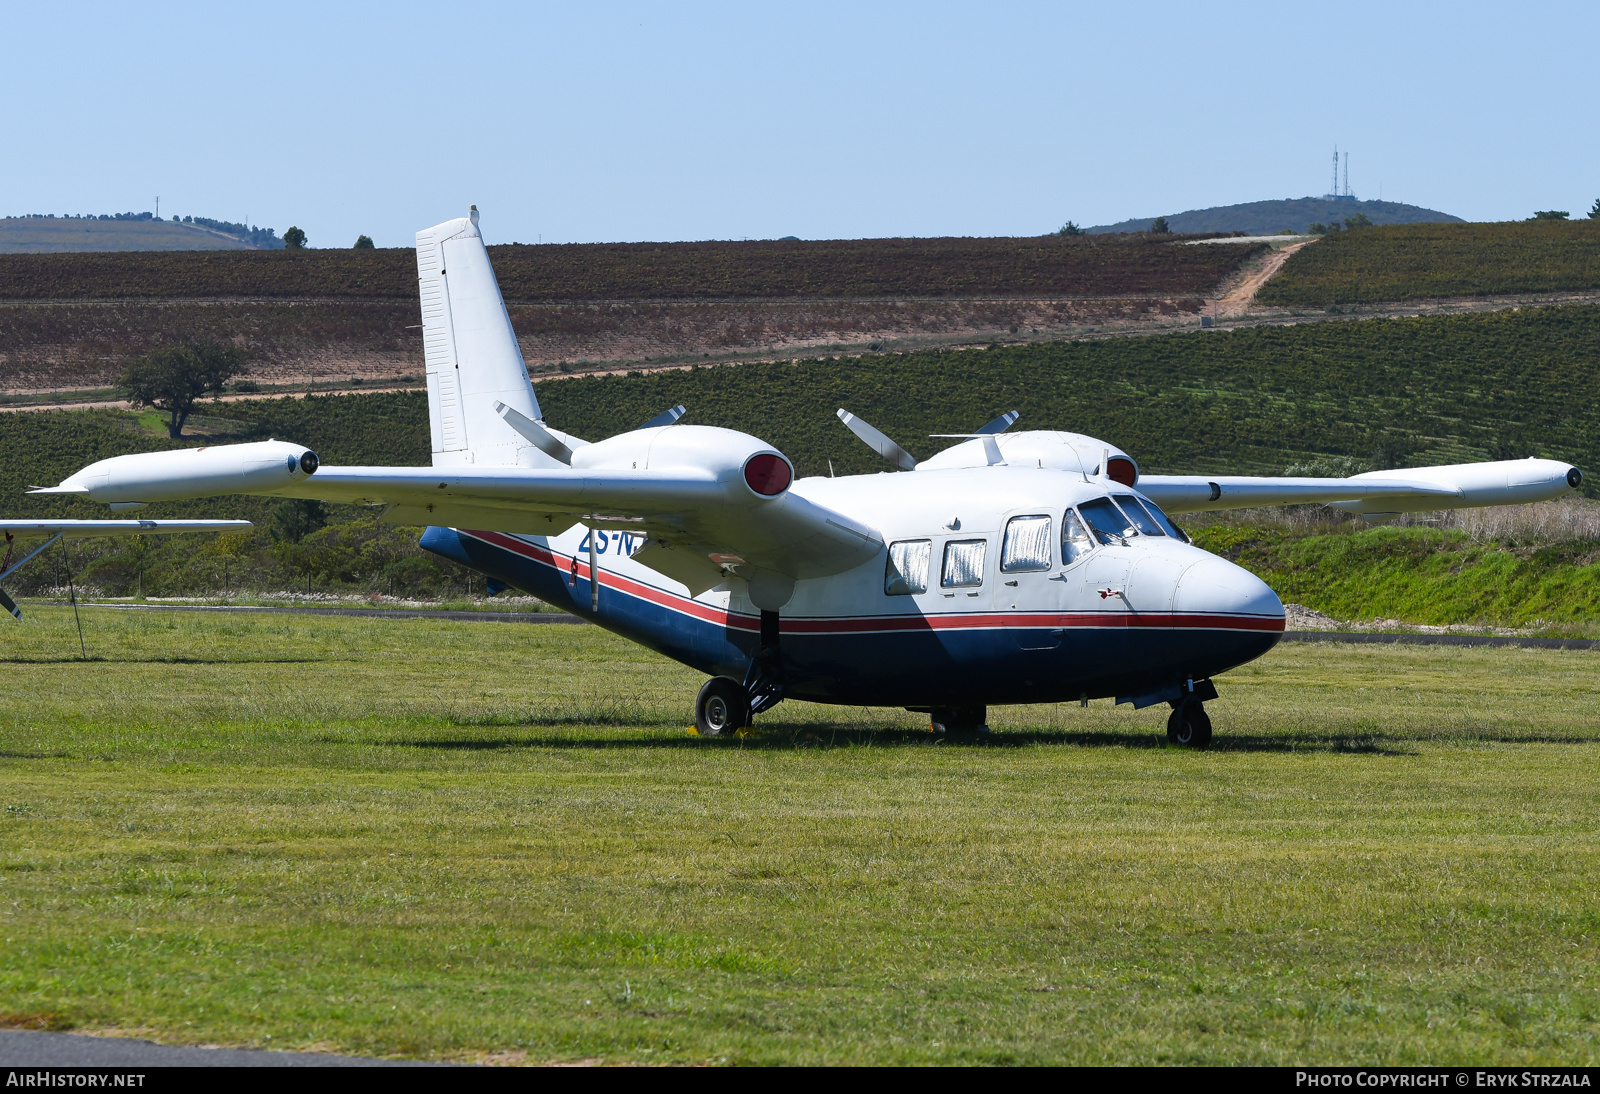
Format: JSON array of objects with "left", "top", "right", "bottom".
[
  {"left": 0, "top": 1028, "right": 449, "bottom": 1067},
  {"left": 89, "top": 602, "right": 585, "bottom": 624},
  {"left": 73, "top": 604, "right": 1600, "bottom": 649}
]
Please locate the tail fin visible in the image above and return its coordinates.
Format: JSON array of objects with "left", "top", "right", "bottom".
[{"left": 415, "top": 207, "right": 557, "bottom": 468}]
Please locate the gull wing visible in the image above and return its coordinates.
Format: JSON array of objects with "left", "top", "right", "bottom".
[{"left": 279, "top": 465, "right": 881, "bottom": 585}]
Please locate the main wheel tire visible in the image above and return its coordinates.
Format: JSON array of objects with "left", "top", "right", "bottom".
[
  {"left": 930, "top": 705, "right": 988, "bottom": 740},
  {"left": 696, "top": 677, "right": 749, "bottom": 738},
  {"left": 1166, "top": 701, "right": 1213, "bottom": 749}
]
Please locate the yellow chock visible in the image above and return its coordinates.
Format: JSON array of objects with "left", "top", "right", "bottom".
[{"left": 686, "top": 725, "right": 700, "bottom": 736}]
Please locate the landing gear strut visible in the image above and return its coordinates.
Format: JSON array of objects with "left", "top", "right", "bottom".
[{"left": 1166, "top": 700, "right": 1212, "bottom": 749}]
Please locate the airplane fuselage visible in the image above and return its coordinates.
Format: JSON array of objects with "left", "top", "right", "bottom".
[{"left": 423, "top": 465, "right": 1285, "bottom": 710}]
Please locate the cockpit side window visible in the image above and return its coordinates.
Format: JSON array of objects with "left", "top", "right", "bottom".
[
  {"left": 1001, "top": 516, "right": 1052, "bottom": 572},
  {"left": 884, "top": 539, "right": 931, "bottom": 595},
  {"left": 1061, "top": 509, "right": 1094, "bottom": 565},
  {"left": 1112, "top": 494, "right": 1166, "bottom": 537},
  {"left": 1078, "top": 497, "right": 1137, "bottom": 545}
]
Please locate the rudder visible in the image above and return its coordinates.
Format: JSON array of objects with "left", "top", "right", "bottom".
[{"left": 415, "top": 207, "right": 557, "bottom": 468}]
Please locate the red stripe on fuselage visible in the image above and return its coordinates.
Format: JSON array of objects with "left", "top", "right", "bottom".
[{"left": 460, "top": 530, "right": 1284, "bottom": 636}]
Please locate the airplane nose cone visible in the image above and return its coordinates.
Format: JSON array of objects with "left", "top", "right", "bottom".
[{"left": 1175, "top": 555, "right": 1285, "bottom": 625}]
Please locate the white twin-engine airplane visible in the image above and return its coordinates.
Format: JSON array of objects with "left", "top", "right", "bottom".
[{"left": 16, "top": 209, "right": 1584, "bottom": 746}]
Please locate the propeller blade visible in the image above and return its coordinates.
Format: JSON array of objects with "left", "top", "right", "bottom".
[
  {"left": 495, "top": 401, "right": 573, "bottom": 465},
  {"left": 0, "top": 587, "right": 19, "bottom": 621},
  {"left": 640, "top": 404, "right": 688, "bottom": 429},
  {"left": 974, "top": 410, "right": 1020, "bottom": 435},
  {"left": 836, "top": 409, "right": 918, "bottom": 471}
]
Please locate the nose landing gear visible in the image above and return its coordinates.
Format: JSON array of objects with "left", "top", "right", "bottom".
[{"left": 1166, "top": 699, "right": 1212, "bottom": 749}]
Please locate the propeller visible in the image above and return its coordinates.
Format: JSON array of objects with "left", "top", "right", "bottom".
[
  {"left": 974, "top": 410, "right": 1020, "bottom": 435},
  {"left": 928, "top": 410, "right": 1021, "bottom": 466},
  {"left": 640, "top": 404, "right": 688, "bottom": 429},
  {"left": 836, "top": 409, "right": 918, "bottom": 471},
  {"left": 495, "top": 401, "right": 574, "bottom": 465}
]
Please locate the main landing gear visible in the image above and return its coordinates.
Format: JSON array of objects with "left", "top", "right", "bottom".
[
  {"left": 927, "top": 706, "right": 989, "bottom": 740},
  {"left": 1166, "top": 699, "right": 1212, "bottom": 749},
  {"left": 695, "top": 610, "right": 786, "bottom": 738}
]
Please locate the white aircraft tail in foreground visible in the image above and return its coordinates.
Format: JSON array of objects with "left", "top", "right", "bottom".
[{"left": 19, "top": 209, "right": 1583, "bottom": 747}]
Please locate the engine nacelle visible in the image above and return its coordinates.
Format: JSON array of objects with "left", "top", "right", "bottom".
[
  {"left": 34, "top": 440, "right": 319, "bottom": 504},
  {"left": 572, "top": 425, "right": 793, "bottom": 499}
]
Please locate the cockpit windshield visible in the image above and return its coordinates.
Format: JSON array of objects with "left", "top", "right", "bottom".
[
  {"left": 1112, "top": 494, "right": 1166, "bottom": 537},
  {"left": 1078, "top": 497, "right": 1137, "bottom": 545},
  {"left": 1127, "top": 495, "right": 1187, "bottom": 541}
]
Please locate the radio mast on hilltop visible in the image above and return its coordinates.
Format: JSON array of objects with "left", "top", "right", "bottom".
[{"left": 1326, "top": 147, "right": 1356, "bottom": 202}]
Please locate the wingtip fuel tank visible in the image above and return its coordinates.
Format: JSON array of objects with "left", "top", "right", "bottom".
[{"left": 30, "top": 440, "right": 318, "bottom": 505}]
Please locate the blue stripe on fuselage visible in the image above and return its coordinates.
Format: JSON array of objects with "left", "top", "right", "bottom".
[{"left": 419, "top": 526, "right": 1280, "bottom": 707}]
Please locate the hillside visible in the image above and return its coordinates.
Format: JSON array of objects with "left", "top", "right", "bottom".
[
  {"left": 1090, "top": 198, "right": 1462, "bottom": 236},
  {"left": 4, "top": 303, "right": 1597, "bottom": 619},
  {"left": 0, "top": 235, "right": 1262, "bottom": 302},
  {"left": 0, "top": 216, "right": 258, "bottom": 254},
  {"left": 1257, "top": 220, "right": 1600, "bottom": 306},
  {"left": 0, "top": 235, "right": 1264, "bottom": 395}
]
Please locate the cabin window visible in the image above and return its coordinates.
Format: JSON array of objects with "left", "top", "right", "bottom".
[
  {"left": 1078, "top": 497, "right": 1137, "bottom": 545},
  {"left": 1130, "top": 496, "right": 1187, "bottom": 541},
  {"left": 941, "top": 539, "right": 987, "bottom": 587},
  {"left": 884, "top": 539, "right": 931, "bottom": 595},
  {"left": 1001, "top": 516, "right": 1052, "bottom": 572},
  {"left": 1061, "top": 509, "right": 1094, "bottom": 565},
  {"left": 1112, "top": 494, "right": 1166, "bottom": 537}
]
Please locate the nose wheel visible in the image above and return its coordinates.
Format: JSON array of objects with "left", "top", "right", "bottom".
[{"left": 1167, "top": 700, "right": 1212, "bottom": 749}]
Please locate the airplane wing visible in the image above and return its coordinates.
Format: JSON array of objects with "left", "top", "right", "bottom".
[
  {"left": 29, "top": 437, "right": 884, "bottom": 598},
  {"left": 278, "top": 464, "right": 882, "bottom": 586},
  {"left": 1139, "top": 459, "right": 1582, "bottom": 515}
]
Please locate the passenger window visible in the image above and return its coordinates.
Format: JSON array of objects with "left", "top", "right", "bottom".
[
  {"left": 941, "top": 539, "right": 987, "bottom": 587},
  {"left": 1112, "top": 494, "right": 1166, "bottom": 537},
  {"left": 1078, "top": 497, "right": 1137, "bottom": 545},
  {"left": 1130, "top": 496, "right": 1187, "bottom": 541},
  {"left": 884, "top": 539, "right": 931, "bottom": 595},
  {"left": 1061, "top": 509, "right": 1094, "bottom": 565},
  {"left": 1001, "top": 516, "right": 1052, "bottom": 572}
]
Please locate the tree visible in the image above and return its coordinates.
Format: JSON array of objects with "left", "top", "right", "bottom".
[
  {"left": 283, "top": 226, "right": 308, "bottom": 249},
  {"left": 1529, "top": 210, "right": 1569, "bottom": 221},
  {"left": 1149, "top": 216, "right": 1171, "bottom": 234},
  {"left": 1057, "top": 221, "right": 1085, "bottom": 236},
  {"left": 353, "top": 234, "right": 375, "bottom": 249},
  {"left": 118, "top": 341, "right": 245, "bottom": 438},
  {"left": 1342, "top": 212, "right": 1372, "bottom": 229},
  {"left": 1589, "top": 198, "right": 1599, "bottom": 220},
  {"left": 271, "top": 499, "right": 328, "bottom": 544}
]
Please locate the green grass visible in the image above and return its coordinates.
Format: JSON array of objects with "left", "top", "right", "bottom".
[
  {"left": 1, "top": 608, "right": 1597, "bottom": 1064},
  {"left": 1195, "top": 523, "right": 1600, "bottom": 630},
  {"left": 1258, "top": 220, "right": 1600, "bottom": 306}
]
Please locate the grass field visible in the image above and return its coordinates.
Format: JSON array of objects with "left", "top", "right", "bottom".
[{"left": 1, "top": 608, "right": 1597, "bottom": 1064}]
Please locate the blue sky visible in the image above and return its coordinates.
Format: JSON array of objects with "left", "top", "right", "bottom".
[{"left": 4, "top": 2, "right": 1596, "bottom": 246}]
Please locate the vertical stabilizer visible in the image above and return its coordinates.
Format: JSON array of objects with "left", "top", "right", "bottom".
[{"left": 415, "top": 208, "right": 557, "bottom": 468}]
